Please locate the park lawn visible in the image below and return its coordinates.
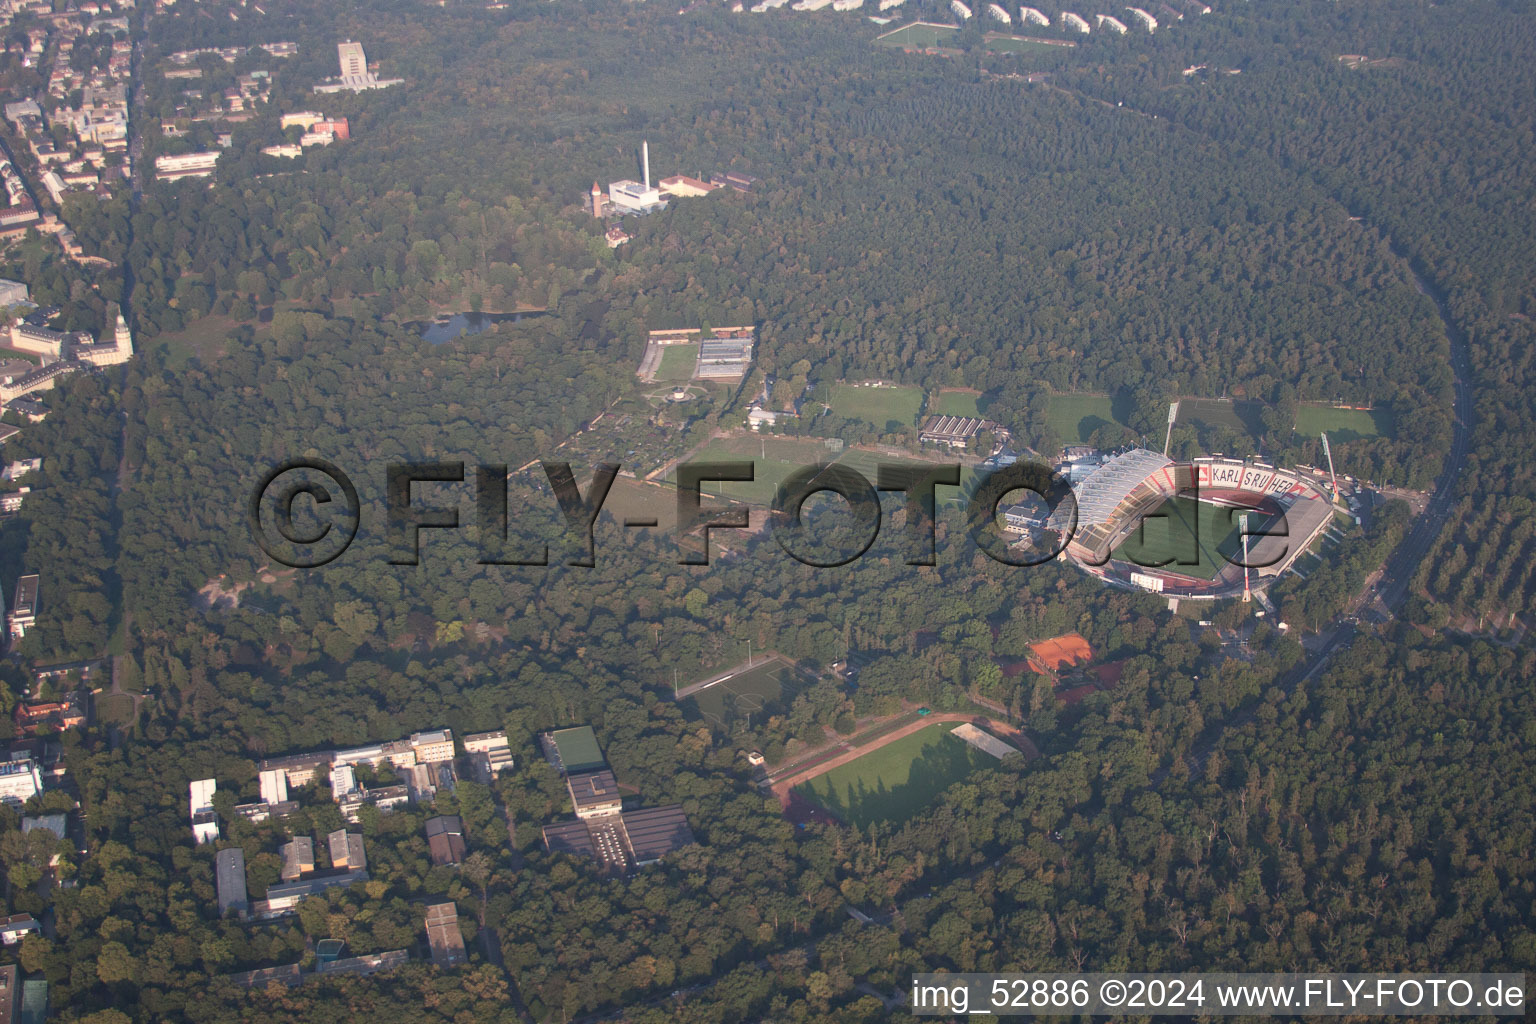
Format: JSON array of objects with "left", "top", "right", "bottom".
[
  {"left": 1044, "top": 393, "right": 1123, "bottom": 445},
  {"left": 1293, "top": 404, "right": 1394, "bottom": 441},
  {"left": 829, "top": 384, "right": 924, "bottom": 430},
  {"left": 654, "top": 343, "right": 699, "bottom": 381},
  {"left": 793, "top": 721, "right": 995, "bottom": 827}
]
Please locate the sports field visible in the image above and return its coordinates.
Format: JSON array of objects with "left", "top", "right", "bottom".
[
  {"left": 673, "top": 434, "right": 835, "bottom": 505},
  {"left": 981, "top": 33, "right": 1067, "bottom": 54},
  {"left": 829, "top": 384, "right": 924, "bottom": 431},
  {"left": 654, "top": 343, "right": 699, "bottom": 381},
  {"left": 1110, "top": 495, "right": 1253, "bottom": 580},
  {"left": 930, "top": 390, "right": 982, "bottom": 417},
  {"left": 793, "top": 721, "right": 996, "bottom": 827},
  {"left": 1176, "top": 398, "right": 1266, "bottom": 441},
  {"left": 687, "top": 660, "right": 807, "bottom": 729},
  {"left": 1293, "top": 404, "right": 1394, "bottom": 441},
  {"left": 874, "top": 21, "right": 959, "bottom": 48},
  {"left": 1044, "top": 393, "right": 1131, "bottom": 445}
]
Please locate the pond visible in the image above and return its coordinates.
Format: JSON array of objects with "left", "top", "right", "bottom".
[{"left": 410, "top": 310, "right": 547, "bottom": 343}]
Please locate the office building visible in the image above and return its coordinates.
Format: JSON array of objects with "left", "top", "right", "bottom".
[
  {"left": 338, "top": 41, "right": 367, "bottom": 78},
  {"left": 216, "top": 848, "right": 248, "bottom": 917},
  {"left": 250, "top": 870, "right": 368, "bottom": 919},
  {"left": 464, "top": 730, "right": 514, "bottom": 778},
  {"left": 153, "top": 151, "right": 219, "bottom": 181},
  {"left": 409, "top": 729, "right": 455, "bottom": 763}
]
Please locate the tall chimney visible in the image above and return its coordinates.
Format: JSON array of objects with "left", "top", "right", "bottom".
[{"left": 642, "top": 141, "right": 650, "bottom": 190}]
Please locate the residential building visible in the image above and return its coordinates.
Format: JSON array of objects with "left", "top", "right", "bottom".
[
  {"left": 424, "top": 815, "right": 465, "bottom": 866},
  {"left": 216, "top": 847, "right": 248, "bottom": 917},
  {"left": 424, "top": 903, "right": 466, "bottom": 967},
  {"left": 327, "top": 829, "right": 366, "bottom": 871},
  {"left": 280, "top": 836, "right": 314, "bottom": 881},
  {"left": 14, "top": 694, "right": 86, "bottom": 734},
  {"left": 0, "top": 915, "right": 39, "bottom": 945}
]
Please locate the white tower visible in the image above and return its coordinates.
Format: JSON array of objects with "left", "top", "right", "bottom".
[{"left": 642, "top": 141, "right": 651, "bottom": 190}]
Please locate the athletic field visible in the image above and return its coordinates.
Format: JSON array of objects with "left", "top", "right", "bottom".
[
  {"left": 828, "top": 384, "right": 924, "bottom": 431},
  {"left": 793, "top": 721, "right": 996, "bottom": 827},
  {"left": 930, "top": 390, "right": 982, "bottom": 417},
  {"left": 874, "top": 21, "right": 959, "bottom": 48},
  {"left": 687, "top": 659, "right": 806, "bottom": 729},
  {"left": 1110, "top": 495, "right": 1255, "bottom": 580},
  {"left": 1293, "top": 404, "right": 1394, "bottom": 441},
  {"left": 1044, "top": 393, "right": 1129, "bottom": 445}
]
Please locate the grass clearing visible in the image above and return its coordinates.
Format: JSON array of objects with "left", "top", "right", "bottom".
[
  {"left": 982, "top": 33, "right": 1069, "bottom": 54},
  {"left": 793, "top": 721, "right": 996, "bottom": 827},
  {"left": 1293, "top": 404, "right": 1394, "bottom": 441},
  {"left": 672, "top": 434, "right": 836, "bottom": 505},
  {"left": 828, "top": 384, "right": 924, "bottom": 431},
  {"left": 1176, "top": 397, "right": 1266, "bottom": 440}
]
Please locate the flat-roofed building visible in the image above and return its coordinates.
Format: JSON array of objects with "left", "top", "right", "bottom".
[
  {"left": 153, "top": 151, "right": 219, "bottom": 180},
  {"left": 280, "top": 836, "right": 315, "bottom": 881},
  {"left": 0, "top": 280, "right": 27, "bottom": 307},
  {"left": 464, "top": 730, "right": 513, "bottom": 778},
  {"left": 567, "top": 769, "right": 623, "bottom": 820},
  {"left": 424, "top": 903, "right": 466, "bottom": 967},
  {"left": 189, "top": 778, "right": 218, "bottom": 843},
  {"left": 258, "top": 768, "right": 288, "bottom": 805},
  {"left": 0, "top": 964, "right": 17, "bottom": 1024},
  {"left": 424, "top": 815, "right": 465, "bottom": 866},
  {"left": 329, "top": 763, "right": 356, "bottom": 800},
  {"left": 8, "top": 575, "right": 38, "bottom": 642},
  {"left": 259, "top": 751, "right": 331, "bottom": 787},
  {"left": 215, "top": 847, "right": 248, "bottom": 917},
  {"left": 608, "top": 179, "right": 664, "bottom": 211},
  {"left": 250, "top": 870, "right": 368, "bottom": 919},
  {"left": 541, "top": 726, "right": 606, "bottom": 775},
  {"left": 327, "top": 829, "right": 366, "bottom": 871},
  {"left": 409, "top": 728, "right": 454, "bottom": 763},
  {"left": 619, "top": 805, "right": 695, "bottom": 866}
]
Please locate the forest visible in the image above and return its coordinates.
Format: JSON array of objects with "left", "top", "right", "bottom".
[{"left": 0, "top": 0, "right": 1529, "bottom": 1020}]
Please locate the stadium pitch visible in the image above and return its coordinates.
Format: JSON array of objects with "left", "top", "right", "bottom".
[{"left": 1110, "top": 496, "right": 1270, "bottom": 580}]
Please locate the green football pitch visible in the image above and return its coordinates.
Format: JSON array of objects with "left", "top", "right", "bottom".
[
  {"left": 793, "top": 722, "right": 996, "bottom": 827},
  {"left": 1110, "top": 496, "right": 1263, "bottom": 580}
]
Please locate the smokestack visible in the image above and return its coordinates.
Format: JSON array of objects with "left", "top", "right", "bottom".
[{"left": 643, "top": 141, "right": 650, "bottom": 190}]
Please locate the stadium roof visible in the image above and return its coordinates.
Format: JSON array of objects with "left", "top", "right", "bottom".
[{"left": 1048, "top": 449, "right": 1173, "bottom": 534}]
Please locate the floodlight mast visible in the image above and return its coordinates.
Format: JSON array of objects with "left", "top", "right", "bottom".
[
  {"left": 1239, "top": 511, "right": 1251, "bottom": 603},
  {"left": 1320, "top": 431, "right": 1340, "bottom": 504},
  {"left": 1163, "top": 401, "right": 1180, "bottom": 457}
]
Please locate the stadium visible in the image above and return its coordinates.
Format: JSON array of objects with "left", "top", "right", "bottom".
[{"left": 1045, "top": 449, "right": 1338, "bottom": 599}]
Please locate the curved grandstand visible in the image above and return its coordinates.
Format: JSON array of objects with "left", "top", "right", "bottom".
[{"left": 1048, "top": 449, "right": 1338, "bottom": 599}]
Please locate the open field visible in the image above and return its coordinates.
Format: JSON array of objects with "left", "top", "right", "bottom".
[
  {"left": 686, "top": 658, "right": 808, "bottom": 729},
  {"left": 1293, "top": 404, "right": 1394, "bottom": 441},
  {"left": 1043, "top": 393, "right": 1130, "bottom": 444},
  {"left": 792, "top": 720, "right": 998, "bottom": 827},
  {"left": 828, "top": 384, "right": 923, "bottom": 431},
  {"left": 671, "top": 433, "right": 837, "bottom": 505},
  {"left": 874, "top": 21, "right": 958, "bottom": 48},
  {"left": 654, "top": 343, "right": 700, "bottom": 382},
  {"left": 930, "top": 390, "right": 982, "bottom": 418},
  {"left": 1110, "top": 495, "right": 1255, "bottom": 580}
]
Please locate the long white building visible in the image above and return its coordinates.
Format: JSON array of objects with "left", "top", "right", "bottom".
[
  {"left": 950, "top": 0, "right": 972, "bottom": 17},
  {"left": 1061, "top": 11, "right": 1091, "bottom": 31},
  {"left": 1097, "top": 13, "right": 1128, "bottom": 31},
  {"left": 987, "top": 2, "right": 1010, "bottom": 21},
  {"left": 1126, "top": 6, "right": 1157, "bottom": 30},
  {"left": 1019, "top": 6, "right": 1049, "bottom": 25}
]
